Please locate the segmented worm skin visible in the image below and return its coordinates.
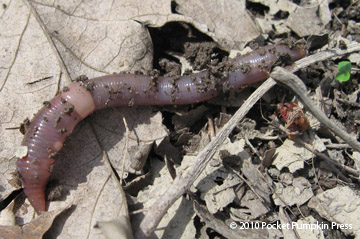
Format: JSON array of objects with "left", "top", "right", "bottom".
[{"left": 16, "top": 43, "right": 306, "bottom": 213}]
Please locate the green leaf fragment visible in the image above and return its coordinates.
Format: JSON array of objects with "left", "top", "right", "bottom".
[
  {"left": 336, "top": 61, "right": 351, "bottom": 82},
  {"left": 336, "top": 71, "right": 350, "bottom": 82}
]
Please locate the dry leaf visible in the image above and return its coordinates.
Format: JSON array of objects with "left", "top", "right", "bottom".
[
  {"left": 95, "top": 216, "right": 134, "bottom": 239},
  {"left": 278, "top": 207, "right": 297, "bottom": 239},
  {"left": 273, "top": 132, "right": 326, "bottom": 172},
  {"left": 194, "top": 200, "right": 270, "bottom": 239},
  {"left": 249, "top": 0, "right": 331, "bottom": 37},
  {"left": 353, "top": 151, "right": 360, "bottom": 171},
  {"left": 249, "top": 0, "right": 297, "bottom": 15},
  {"left": 295, "top": 216, "right": 325, "bottom": 239},
  {"left": 0, "top": 205, "right": 70, "bottom": 239},
  {"left": 286, "top": 0, "right": 331, "bottom": 37},
  {"left": 235, "top": 118, "right": 259, "bottom": 140},
  {"left": 184, "top": 138, "right": 247, "bottom": 214},
  {"left": 0, "top": 206, "right": 15, "bottom": 226},
  {"left": 230, "top": 190, "right": 269, "bottom": 220},
  {"left": 175, "top": 0, "right": 260, "bottom": 50},
  {"left": 273, "top": 177, "right": 314, "bottom": 207},
  {"left": 172, "top": 105, "right": 208, "bottom": 131},
  {"left": 240, "top": 159, "right": 273, "bottom": 206},
  {"left": 308, "top": 186, "right": 360, "bottom": 237},
  {"left": 135, "top": 159, "right": 196, "bottom": 239},
  {"left": 0, "top": 0, "right": 166, "bottom": 237}
]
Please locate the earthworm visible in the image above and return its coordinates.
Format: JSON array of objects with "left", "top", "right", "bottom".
[{"left": 15, "top": 43, "right": 306, "bottom": 214}]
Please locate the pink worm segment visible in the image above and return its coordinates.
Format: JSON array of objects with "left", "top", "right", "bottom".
[{"left": 16, "top": 44, "right": 306, "bottom": 213}]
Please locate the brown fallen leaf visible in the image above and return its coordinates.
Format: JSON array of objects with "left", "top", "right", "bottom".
[
  {"left": 176, "top": 0, "right": 260, "bottom": 50},
  {"left": 0, "top": 206, "right": 70, "bottom": 239},
  {"left": 95, "top": 216, "right": 134, "bottom": 239}
]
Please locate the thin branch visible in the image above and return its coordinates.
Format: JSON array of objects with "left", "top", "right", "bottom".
[{"left": 291, "top": 42, "right": 360, "bottom": 72}]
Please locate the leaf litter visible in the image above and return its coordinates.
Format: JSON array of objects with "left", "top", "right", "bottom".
[{"left": 0, "top": 0, "right": 360, "bottom": 238}]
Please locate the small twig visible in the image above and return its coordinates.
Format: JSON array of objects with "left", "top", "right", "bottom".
[
  {"left": 271, "top": 67, "right": 360, "bottom": 153},
  {"left": 5, "top": 126, "right": 20, "bottom": 130},
  {"left": 206, "top": 113, "right": 216, "bottom": 139},
  {"left": 325, "top": 143, "right": 352, "bottom": 149},
  {"left": 120, "top": 115, "right": 130, "bottom": 185},
  {"left": 291, "top": 42, "right": 360, "bottom": 72},
  {"left": 243, "top": 135, "right": 263, "bottom": 160},
  {"left": 56, "top": 71, "right": 63, "bottom": 95},
  {"left": 26, "top": 76, "right": 53, "bottom": 85}
]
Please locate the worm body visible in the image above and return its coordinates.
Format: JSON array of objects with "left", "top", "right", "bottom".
[{"left": 16, "top": 43, "right": 306, "bottom": 213}]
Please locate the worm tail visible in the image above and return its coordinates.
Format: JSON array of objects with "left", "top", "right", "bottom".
[
  {"left": 17, "top": 157, "right": 55, "bottom": 213},
  {"left": 17, "top": 83, "right": 95, "bottom": 213}
]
